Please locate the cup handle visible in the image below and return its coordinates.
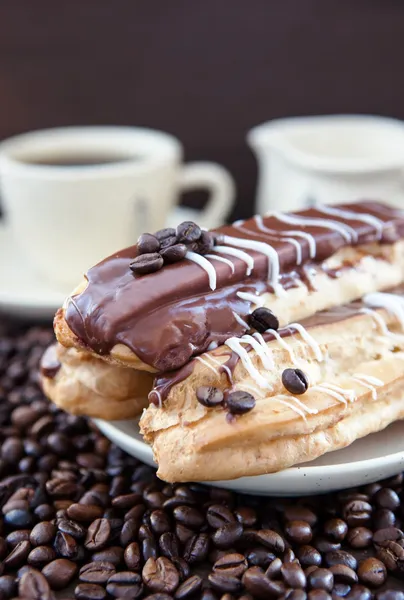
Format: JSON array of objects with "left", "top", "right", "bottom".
[{"left": 177, "top": 162, "right": 236, "bottom": 228}]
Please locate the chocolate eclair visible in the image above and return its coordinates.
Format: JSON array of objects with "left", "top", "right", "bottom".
[
  {"left": 55, "top": 201, "right": 404, "bottom": 373},
  {"left": 140, "top": 286, "right": 404, "bottom": 481}
]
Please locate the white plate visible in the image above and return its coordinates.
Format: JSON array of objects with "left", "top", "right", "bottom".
[
  {"left": 94, "top": 417, "right": 404, "bottom": 496},
  {"left": 0, "top": 226, "right": 67, "bottom": 319}
]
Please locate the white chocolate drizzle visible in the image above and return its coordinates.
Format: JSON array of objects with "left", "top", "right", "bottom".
[
  {"left": 364, "top": 293, "right": 404, "bottom": 330},
  {"left": 311, "top": 384, "right": 348, "bottom": 406},
  {"left": 205, "top": 254, "right": 235, "bottom": 274},
  {"left": 240, "top": 335, "right": 273, "bottom": 370},
  {"left": 207, "top": 341, "right": 219, "bottom": 351},
  {"left": 185, "top": 251, "right": 217, "bottom": 291},
  {"left": 224, "top": 337, "right": 271, "bottom": 389},
  {"left": 222, "top": 235, "right": 285, "bottom": 295},
  {"left": 271, "top": 211, "right": 358, "bottom": 243},
  {"left": 232, "top": 312, "right": 250, "bottom": 330},
  {"left": 214, "top": 245, "right": 254, "bottom": 276},
  {"left": 235, "top": 222, "right": 303, "bottom": 265},
  {"left": 237, "top": 291, "right": 265, "bottom": 307},
  {"left": 235, "top": 382, "right": 265, "bottom": 398},
  {"left": 320, "top": 382, "right": 355, "bottom": 402},
  {"left": 288, "top": 323, "right": 324, "bottom": 362},
  {"left": 266, "top": 329, "right": 297, "bottom": 364},
  {"left": 255, "top": 215, "right": 317, "bottom": 259},
  {"left": 275, "top": 397, "right": 308, "bottom": 421},
  {"left": 276, "top": 394, "right": 319, "bottom": 420},
  {"left": 252, "top": 332, "right": 275, "bottom": 368},
  {"left": 316, "top": 204, "right": 385, "bottom": 239},
  {"left": 352, "top": 373, "right": 383, "bottom": 400}
]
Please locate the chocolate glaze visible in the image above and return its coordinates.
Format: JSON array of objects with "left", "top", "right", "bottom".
[
  {"left": 64, "top": 201, "right": 404, "bottom": 371},
  {"left": 40, "top": 344, "right": 61, "bottom": 379},
  {"left": 151, "top": 283, "right": 404, "bottom": 403}
]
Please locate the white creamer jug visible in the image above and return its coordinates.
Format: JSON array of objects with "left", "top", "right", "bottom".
[{"left": 247, "top": 115, "right": 404, "bottom": 213}]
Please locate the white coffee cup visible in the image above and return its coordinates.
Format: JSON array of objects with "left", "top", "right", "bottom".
[
  {"left": 0, "top": 126, "right": 235, "bottom": 288},
  {"left": 247, "top": 115, "right": 404, "bottom": 214}
]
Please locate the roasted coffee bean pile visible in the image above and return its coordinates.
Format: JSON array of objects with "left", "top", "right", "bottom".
[
  {"left": 130, "top": 222, "right": 218, "bottom": 275},
  {"left": 1, "top": 323, "right": 404, "bottom": 599}
]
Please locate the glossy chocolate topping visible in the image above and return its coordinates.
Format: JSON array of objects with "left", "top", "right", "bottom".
[{"left": 64, "top": 201, "right": 404, "bottom": 371}]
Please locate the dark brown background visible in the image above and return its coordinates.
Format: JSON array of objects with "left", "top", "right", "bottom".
[{"left": 1, "top": 0, "right": 403, "bottom": 219}]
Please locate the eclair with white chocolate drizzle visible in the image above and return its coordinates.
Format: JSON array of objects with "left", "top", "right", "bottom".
[{"left": 55, "top": 201, "right": 404, "bottom": 373}]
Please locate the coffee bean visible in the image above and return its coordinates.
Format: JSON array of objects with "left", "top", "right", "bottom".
[
  {"left": 174, "top": 574, "right": 202, "bottom": 599},
  {"left": 329, "top": 564, "right": 358, "bottom": 586},
  {"left": 376, "top": 592, "right": 404, "bottom": 600},
  {"left": 142, "top": 557, "right": 179, "bottom": 594},
  {"left": 324, "top": 518, "right": 348, "bottom": 542},
  {"left": 242, "top": 566, "right": 285, "bottom": 598},
  {"left": 160, "top": 244, "right": 188, "bottom": 263},
  {"left": 130, "top": 253, "right": 164, "bottom": 275},
  {"left": 213, "top": 552, "right": 248, "bottom": 577},
  {"left": 27, "top": 545, "right": 57, "bottom": 568},
  {"left": 212, "top": 522, "right": 243, "bottom": 548},
  {"left": 176, "top": 221, "right": 202, "bottom": 244},
  {"left": 308, "top": 592, "right": 332, "bottom": 600},
  {"left": 93, "top": 545, "right": 124, "bottom": 566},
  {"left": 42, "top": 558, "right": 78, "bottom": 590},
  {"left": 207, "top": 505, "right": 236, "bottom": 529},
  {"left": 343, "top": 500, "right": 372, "bottom": 527},
  {"left": 235, "top": 506, "right": 257, "bottom": 527},
  {"left": 138, "top": 233, "right": 160, "bottom": 255},
  {"left": 281, "top": 368, "right": 309, "bottom": 395},
  {"left": 173, "top": 506, "right": 204, "bottom": 529},
  {"left": 324, "top": 550, "right": 357, "bottom": 570},
  {"left": 254, "top": 529, "right": 285, "bottom": 553},
  {"left": 226, "top": 391, "right": 256, "bottom": 414},
  {"left": 54, "top": 531, "right": 78, "bottom": 559},
  {"left": 6, "top": 529, "right": 31, "bottom": 547},
  {"left": 284, "top": 506, "right": 318, "bottom": 527},
  {"left": 182, "top": 533, "right": 209, "bottom": 563},
  {"left": 4, "top": 508, "right": 33, "bottom": 528},
  {"left": 124, "top": 542, "right": 141, "bottom": 570},
  {"left": 246, "top": 547, "right": 276, "bottom": 568},
  {"left": 79, "top": 561, "right": 116, "bottom": 584},
  {"left": 4, "top": 540, "right": 31, "bottom": 568},
  {"left": 281, "top": 562, "right": 307, "bottom": 588},
  {"left": 374, "top": 487, "right": 400, "bottom": 510},
  {"left": 297, "top": 545, "right": 322, "bottom": 567},
  {"left": 85, "top": 518, "right": 111, "bottom": 550},
  {"left": 285, "top": 520, "right": 313, "bottom": 544},
  {"left": 159, "top": 532, "right": 180, "bottom": 559},
  {"left": 376, "top": 540, "right": 404, "bottom": 572},
  {"left": 373, "top": 527, "right": 404, "bottom": 547},
  {"left": 75, "top": 583, "right": 107, "bottom": 600},
  {"left": 155, "top": 228, "right": 176, "bottom": 243},
  {"left": 357, "top": 557, "right": 387, "bottom": 587},
  {"left": 248, "top": 307, "right": 279, "bottom": 332},
  {"left": 208, "top": 572, "right": 242, "bottom": 594},
  {"left": 196, "top": 386, "right": 224, "bottom": 408},
  {"left": 374, "top": 508, "right": 396, "bottom": 529},
  {"left": 30, "top": 522, "right": 56, "bottom": 547},
  {"left": 67, "top": 503, "right": 103, "bottom": 522},
  {"left": 308, "top": 568, "right": 334, "bottom": 591},
  {"left": 149, "top": 510, "right": 171, "bottom": 536},
  {"left": 106, "top": 571, "right": 143, "bottom": 598},
  {"left": 284, "top": 591, "right": 307, "bottom": 600},
  {"left": 112, "top": 493, "right": 142, "bottom": 510},
  {"left": 1, "top": 437, "right": 24, "bottom": 463},
  {"left": 19, "top": 568, "right": 52, "bottom": 600},
  {"left": 57, "top": 518, "right": 86, "bottom": 540},
  {"left": 346, "top": 527, "right": 372, "bottom": 549}
]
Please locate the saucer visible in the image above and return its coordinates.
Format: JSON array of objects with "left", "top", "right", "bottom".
[
  {"left": 0, "top": 227, "right": 66, "bottom": 319},
  {"left": 94, "top": 417, "right": 404, "bottom": 496}
]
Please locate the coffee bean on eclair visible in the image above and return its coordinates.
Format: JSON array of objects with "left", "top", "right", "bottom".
[
  {"left": 160, "top": 243, "right": 188, "bottom": 263},
  {"left": 196, "top": 386, "right": 224, "bottom": 408},
  {"left": 196, "top": 231, "right": 215, "bottom": 255},
  {"left": 282, "top": 368, "right": 309, "bottom": 395},
  {"left": 177, "top": 221, "right": 202, "bottom": 243},
  {"left": 226, "top": 391, "right": 256, "bottom": 414},
  {"left": 129, "top": 253, "right": 164, "bottom": 275},
  {"left": 159, "top": 235, "right": 178, "bottom": 249},
  {"left": 155, "top": 227, "right": 176, "bottom": 241},
  {"left": 137, "top": 233, "right": 160, "bottom": 254},
  {"left": 248, "top": 307, "right": 279, "bottom": 332}
]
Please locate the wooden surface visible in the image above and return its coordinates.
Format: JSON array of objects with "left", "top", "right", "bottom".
[{"left": 1, "top": 0, "right": 404, "bottom": 219}]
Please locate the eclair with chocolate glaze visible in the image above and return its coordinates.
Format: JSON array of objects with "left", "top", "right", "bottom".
[
  {"left": 140, "top": 286, "right": 404, "bottom": 481},
  {"left": 55, "top": 202, "right": 404, "bottom": 373},
  {"left": 41, "top": 343, "right": 153, "bottom": 420}
]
